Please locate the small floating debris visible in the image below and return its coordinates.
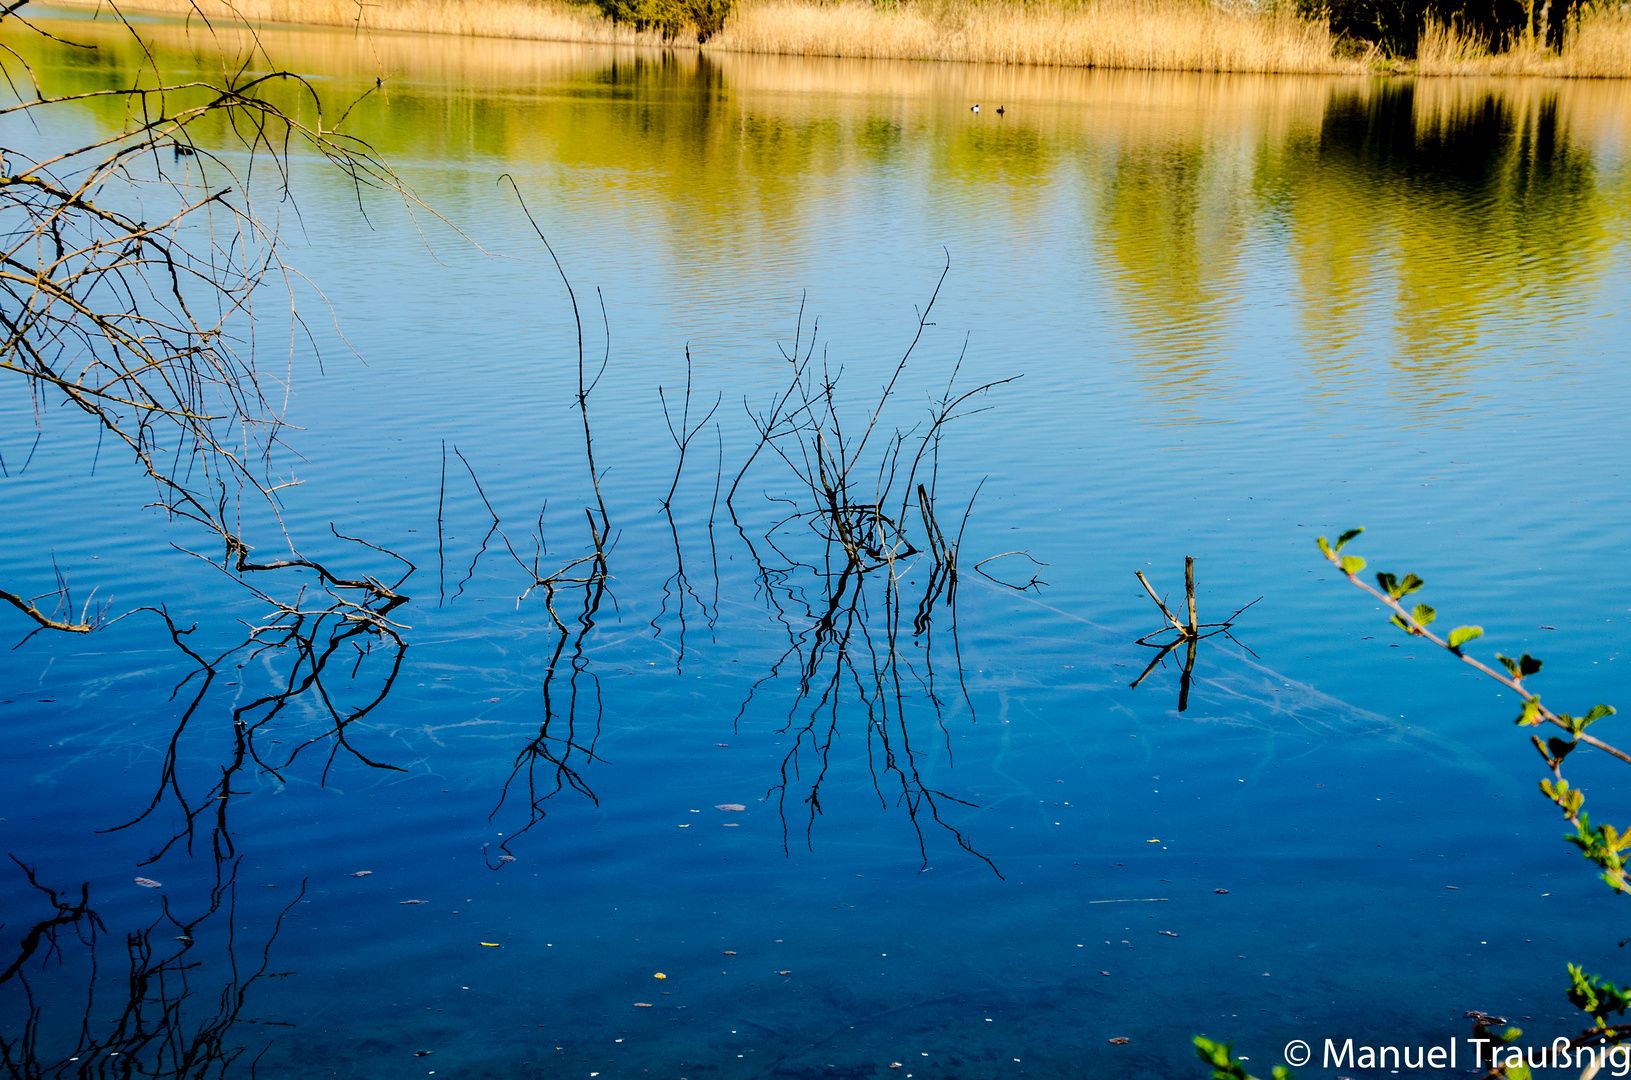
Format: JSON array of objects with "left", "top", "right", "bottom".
[
  {"left": 401, "top": 900, "right": 427, "bottom": 905},
  {"left": 723, "top": 823, "right": 740, "bottom": 828},
  {"left": 499, "top": 855, "right": 516, "bottom": 862},
  {"left": 715, "top": 743, "right": 729, "bottom": 747},
  {"left": 480, "top": 942, "right": 501, "bottom": 947},
  {"left": 414, "top": 1051, "right": 433, "bottom": 1057},
  {"left": 1214, "top": 888, "right": 1229, "bottom": 894},
  {"left": 134, "top": 877, "right": 162, "bottom": 889},
  {"left": 678, "top": 824, "right": 690, "bottom": 828},
  {"left": 1159, "top": 931, "right": 1179, "bottom": 937},
  {"left": 174, "top": 936, "right": 192, "bottom": 942},
  {"left": 889, "top": 1065, "right": 902, "bottom": 1070},
  {"left": 716, "top": 804, "right": 746, "bottom": 812},
  {"left": 654, "top": 973, "right": 667, "bottom": 979},
  {"left": 1100, "top": 971, "right": 1110, "bottom": 976},
  {"left": 1109, "top": 1038, "right": 1129, "bottom": 1045},
  {"left": 1446, "top": 886, "right": 1459, "bottom": 890},
  {"left": 724, "top": 951, "right": 736, "bottom": 955},
  {"left": 634, "top": 1003, "right": 653, "bottom": 1008},
  {"left": 1146, "top": 839, "right": 1160, "bottom": 844},
  {"left": 777, "top": 970, "right": 791, "bottom": 976},
  {"left": 350, "top": 871, "right": 373, "bottom": 877}
]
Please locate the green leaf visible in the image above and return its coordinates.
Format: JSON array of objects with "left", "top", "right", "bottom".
[
  {"left": 1500, "top": 1026, "right": 1523, "bottom": 1044},
  {"left": 1376, "top": 571, "right": 1400, "bottom": 597},
  {"left": 1448, "top": 625, "right": 1483, "bottom": 649},
  {"left": 1192, "top": 1036, "right": 1252, "bottom": 1080},
  {"left": 1412, "top": 603, "right": 1436, "bottom": 626},
  {"left": 1516, "top": 698, "right": 1543, "bottom": 726},
  {"left": 1339, "top": 555, "right": 1365, "bottom": 576},
  {"left": 1389, "top": 614, "right": 1411, "bottom": 633},
  {"left": 1548, "top": 737, "right": 1577, "bottom": 763},
  {"left": 1271, "top": 1068, "right": 1295, "bottom": 1080},
  {"left": 1568, "top": 965, "right": 1631, "bottom": 1026},
  {"left": 1336, "top": 527, "right": 1364, "bottom": 551},
  {"left": 1316, "top": 536, "right": 1333, "bottom": 558},
  {"left": 1398, "top": 573, "right": 1425, "bottom": 597},
  {"left": 1520, "top": 653, "right": 1543, "bottom": 677},
  {"left": 1584, "top": 704, "right": 1617, "bottom": 725},
  {"left": 1499, "top": 654, "right": 1522, "bottom": 679}
]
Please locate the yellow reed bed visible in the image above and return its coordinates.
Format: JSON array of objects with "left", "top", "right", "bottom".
[
  {"left": 35, "top": 0, "right": 1631, "bottom": 77},
  {"left": 713, "top": 0, "right": 1352, "bottom": 73},
  {"left": 1416, "top": 9, "right": 1631, "bottom": 77}
]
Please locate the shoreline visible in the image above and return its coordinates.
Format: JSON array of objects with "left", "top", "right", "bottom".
[{"left": 28, "top": 0, "right": 1631, "bottom": 77}]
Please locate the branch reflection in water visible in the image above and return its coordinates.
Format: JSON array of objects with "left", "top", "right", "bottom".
[
  {"left": 0, "top": 856, "right": 300, "bottom": 1078},
  {"left": 1127, "top": 556, "right": 1259, "bottom": 713},
  {"left": 714, "top": 260, "right": 1027, "bottom": 873}
]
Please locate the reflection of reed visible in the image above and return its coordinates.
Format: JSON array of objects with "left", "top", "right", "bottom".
[
  {"left": 0, "top": 857, "right": 299, "bottom": 1078},
  {"left": 718, "top": 267, "right": 1022, "bottom": 872},
  {"left": 105, "top": 553, "right": 414, "bottom": 865}
]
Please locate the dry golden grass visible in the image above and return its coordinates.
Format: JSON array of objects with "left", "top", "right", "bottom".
[
  {"left": 38, "top": 0, "right": 1631, "bottom": 76},
  {"left": 1417, "top": 9, "right": 1631, "bottom": 76},
  {"left": 50, "top": 0, "right": 692, "bottom": 47},
  {"left": 712, "top": 0, "right": 1354, "bottom": 73},
  {"left": 42, "top": 0, "right": 1353, "bottom": 69}
]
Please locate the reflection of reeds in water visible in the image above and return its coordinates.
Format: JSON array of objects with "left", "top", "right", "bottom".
[
  {"left": 1, "top": 855, "right": 300, "bottom": 1076},
  {"left": 715, "top": 268, "right": 1026, "bottom": 872}
]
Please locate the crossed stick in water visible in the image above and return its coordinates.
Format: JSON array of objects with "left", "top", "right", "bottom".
[{"left": 1129, "top": 556, "right": 1259, "bottom": 712}]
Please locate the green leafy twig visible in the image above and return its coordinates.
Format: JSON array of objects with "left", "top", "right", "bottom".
[
  {"left": 1318, "top": 528, "right": 1630, "bottom": 897},
  {"left": 1194, "top": 1036, "right": 1293, "bottom": 1080}
]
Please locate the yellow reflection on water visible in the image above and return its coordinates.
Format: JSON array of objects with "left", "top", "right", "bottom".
[{"left": 10, "top": 11, "right": 1629, "bottom": 421}]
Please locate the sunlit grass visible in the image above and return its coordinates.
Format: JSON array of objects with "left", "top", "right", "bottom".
[
  {"left": 37, "top": 0, "right": 1631, "bottom": 76},
  {"left": 1417, "top": 9, "right": 1631, "bottom": 77},
  {"left": 714, "top": 0, "right": 1353, "bottom": 73}
]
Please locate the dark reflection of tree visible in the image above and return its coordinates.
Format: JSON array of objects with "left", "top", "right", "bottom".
[
  {"left": 1273, "top": 81, "right": 1607, "bottom": 411},
  {"left": 0, "top": 857, "right": 299, "bottom": 1078},
  {"left": 720, "top": 266, "right": 1024, "bottom": 874}
]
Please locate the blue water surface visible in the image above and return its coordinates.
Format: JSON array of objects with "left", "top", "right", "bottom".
[{"left": 4, "top": 18, "right": 1631, "bottom": 1079}]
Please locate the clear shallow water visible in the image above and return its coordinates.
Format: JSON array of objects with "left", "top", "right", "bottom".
[{"left": 4, "top": 15, "right": 1631, "bottom": 1079}]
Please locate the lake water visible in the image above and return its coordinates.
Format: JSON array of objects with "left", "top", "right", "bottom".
[{"left": 4, "top": 12, "right": 1631, "bottom": 1079}]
